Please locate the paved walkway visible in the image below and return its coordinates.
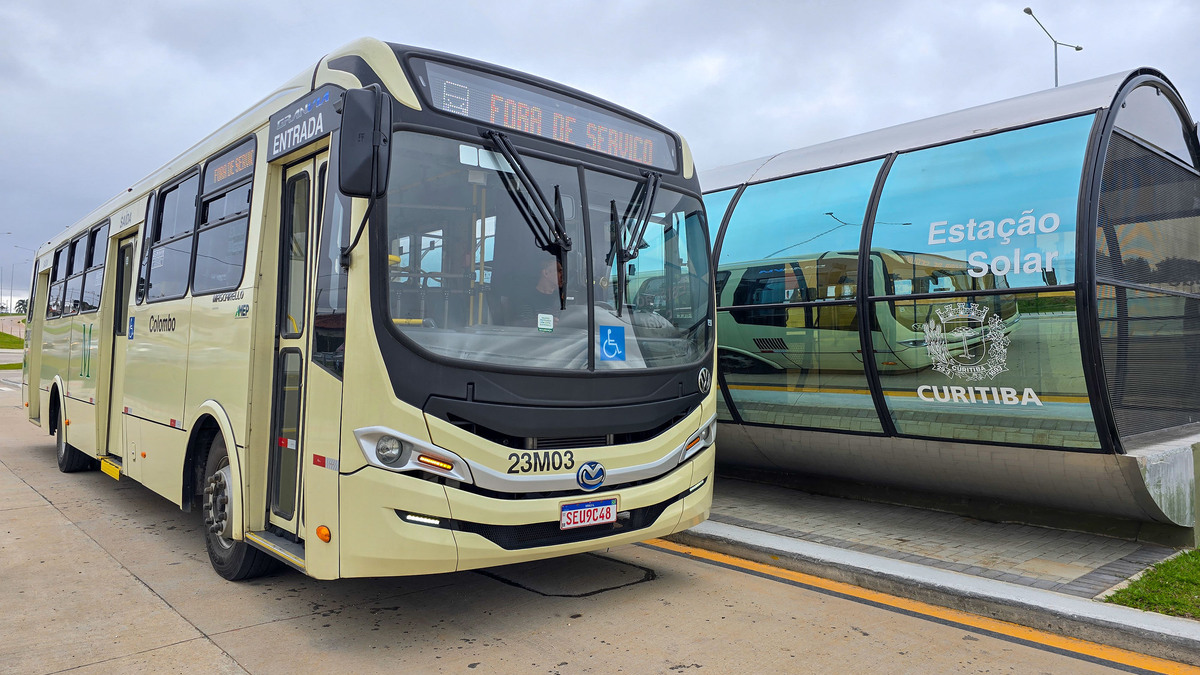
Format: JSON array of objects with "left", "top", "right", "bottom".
[{"left": 707, "top": 476, "right": 1177, "bottom": 598}]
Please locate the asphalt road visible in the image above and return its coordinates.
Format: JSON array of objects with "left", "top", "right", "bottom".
[{"left": 0, "top": 382, "right": 1178, "bottom": 674}]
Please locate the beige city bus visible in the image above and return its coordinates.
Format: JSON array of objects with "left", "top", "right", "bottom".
[{"left": 23, "top": 38, "right": 716, "bottom": 580}]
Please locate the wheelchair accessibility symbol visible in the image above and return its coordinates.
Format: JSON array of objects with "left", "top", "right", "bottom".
[{"left": 599, "top": 325, "right": 625, "bottom": 361}]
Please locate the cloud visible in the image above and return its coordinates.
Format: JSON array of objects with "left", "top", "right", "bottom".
[{"left": 2, "top": 0, "right": 1197, "bottom": 298}]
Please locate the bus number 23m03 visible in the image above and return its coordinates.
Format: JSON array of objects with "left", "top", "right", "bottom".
[{"left": 507, "top": 450, "right": 575, "bottom": 474}]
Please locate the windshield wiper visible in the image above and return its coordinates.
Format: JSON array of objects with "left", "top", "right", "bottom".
[
  {"left": 608, "top": 171, "right": 661, "bottom": 316},
  {"left": 483, "top": 129, "right": 571, "bottom": 308},
  {"left": 624, "top": 170, "right": 661, "bottom": 262}
]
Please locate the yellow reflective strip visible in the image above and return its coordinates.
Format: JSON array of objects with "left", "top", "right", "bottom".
[{"left": 244, "top": 532, "right": 305, "bottom": 569}]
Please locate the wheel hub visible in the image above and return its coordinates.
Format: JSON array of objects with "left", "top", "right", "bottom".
[{"left": 203, "top": 465, "right": 233, "bottom": 545}]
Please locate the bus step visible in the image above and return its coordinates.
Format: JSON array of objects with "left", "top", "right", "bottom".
[
  {"left": 100, "top": 456, "right": 121, "bottom": 480},
  {"left": 244, "top": 530, "right": 306, "bottom": 571}
]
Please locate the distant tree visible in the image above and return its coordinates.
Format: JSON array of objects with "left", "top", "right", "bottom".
[
  {"left": 1154, "top": 256, "right": 1200, "bottom": 286},
  {"left": 15, "top": 299, "right": 27, "bottom": 314},
  {"left": 1120, "top": 255, "right": 1152, "bottom": 282}
]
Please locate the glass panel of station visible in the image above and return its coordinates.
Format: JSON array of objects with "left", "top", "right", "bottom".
[
  {"left": 1097, "top": 84, "right": 1200, "bottom": 441},
  {"left": 715, "top": 159, "right": 884, "bottom": 433},
  {"left": 703, "top": 187, "right": 737, "bottom": 248},
  {"left": 870, "top": 290, "right": 1099, "bottom": 448},
  {"left": 868, "top": 114, "right": 1100, "bottom": 448}
]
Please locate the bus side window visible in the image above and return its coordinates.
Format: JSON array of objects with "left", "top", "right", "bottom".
[
  {"left": 314, "top": 162, "right": 348, "bottom": 378},
  {"left": 195, "top": 138, "right": 255, "bottom": 296},
  {"left": 144, "top": 174, "right": 199, "bottom": 302},
  {"left": 81, "top": 222, "right": 108, "bottom": 313},
  {"left": 26, "top": 260, "right": 38, "bottom": 323},
  {"left": 46, "top": 247, "right": 65, "bottom": 319},
  {"left": 63, "top": 235, "right": 86, "bottom": 316}
]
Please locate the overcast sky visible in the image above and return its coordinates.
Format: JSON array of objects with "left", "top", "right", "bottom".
[{"left": 1, "top": 0, "right": 1196, "bottom": 307}]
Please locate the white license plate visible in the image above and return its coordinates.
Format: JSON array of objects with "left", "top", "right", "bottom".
[{"left": 560, "top": 497, "right": 617, "bottom": 530}]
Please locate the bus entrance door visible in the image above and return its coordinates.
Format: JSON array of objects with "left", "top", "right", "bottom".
[
  {"left": 105, "top": 237, "right": 137, "bottom": 473},
  {"left": 267, "top": 155, "right": 327, "bottom": 538}
]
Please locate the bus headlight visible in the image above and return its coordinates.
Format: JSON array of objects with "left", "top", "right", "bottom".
[
  {"left": 376, "top": 436, "right": 407, "bottom": 465},
  {"left": 353, "top": 426, "right": 475, "bottom": 485}
]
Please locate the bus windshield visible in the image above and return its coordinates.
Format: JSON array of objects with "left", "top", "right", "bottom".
[{"left": 384, "top": 132, "right": 711, "bottom": 370}]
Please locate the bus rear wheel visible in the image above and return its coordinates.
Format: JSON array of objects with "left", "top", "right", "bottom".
[
  {"left": 55, "top": 404, "right": 95, "bottom": 473},
  {"left": 201, "top": 435, "right": 276, "bottom": 581}
]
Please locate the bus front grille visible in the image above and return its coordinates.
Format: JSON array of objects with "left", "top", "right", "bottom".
[
  {"left": 396, "top": 487, "right": 689, "bottom": 550},
  {"left": 532, "top": 435, "right": 610, "bottom": 450}
]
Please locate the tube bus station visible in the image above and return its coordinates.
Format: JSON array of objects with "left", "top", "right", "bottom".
[{"left": 703, "top": 68, "right": 1200, "bottom": 546}]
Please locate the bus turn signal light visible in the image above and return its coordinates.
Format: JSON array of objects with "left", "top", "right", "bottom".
[
  {"left": 316, "top": 525, "right": 331, "bottom": 543},
  {"left": 417, "top": 454, "right": 454, "bottom": 472}
]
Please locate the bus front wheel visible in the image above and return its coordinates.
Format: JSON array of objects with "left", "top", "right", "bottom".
[
  {"left": 201, "top": 435, "right": 276, "bottom": 581},
  {"left": 55, "top": 404, "right": 95, "bottom": 473}
]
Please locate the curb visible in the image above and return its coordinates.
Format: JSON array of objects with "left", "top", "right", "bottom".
[{"left": 668, "top": 520, "right": 1200, "bottom": 667}]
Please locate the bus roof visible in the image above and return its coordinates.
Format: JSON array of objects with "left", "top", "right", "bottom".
[
  {"left": 36, "top": 37, "right": 404, "bottom": 264},
  {"left": 701, "top": 68, "right": 1172, "bottom": 193},
  {"left": 40, "top": 37, "right": 697, "bottom": 268}
]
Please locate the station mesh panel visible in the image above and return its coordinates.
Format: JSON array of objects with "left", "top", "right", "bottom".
[
  {"left": 1097, "top": 133, "right": 1200, "bottom": 284},
  {"left": 1096, "top": 133, "right": 1200, "bottom": 439}
]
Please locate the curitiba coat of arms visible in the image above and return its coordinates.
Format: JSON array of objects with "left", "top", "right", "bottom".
[{"left": 920, "top": 303, "right": 1010, "bottom": 381}]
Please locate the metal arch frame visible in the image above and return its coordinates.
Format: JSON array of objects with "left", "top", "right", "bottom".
[
  {"left": 709, "top": 182, "right": 749, "bottom": 425},
  {"left": 856, "top": 154, "right": 900, "bottom": 437},
  {"left": 1076, "top": 70, "right": 1200, "bottom": 456}
]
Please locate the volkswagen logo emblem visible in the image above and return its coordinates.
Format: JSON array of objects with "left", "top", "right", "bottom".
[
  {"left": 697, "top": 367, "right": 712, "bottom": 394},
  {"left": 576, "top": 461, "right": 606, "bottom": 491}
]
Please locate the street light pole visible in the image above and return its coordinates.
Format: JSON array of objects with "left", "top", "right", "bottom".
[
  {"left": 1023, "top": 7, "right": 1082, "bottom": 87},
  {"left": 1, "top": 233, "right": 35, "bottom": 313}
]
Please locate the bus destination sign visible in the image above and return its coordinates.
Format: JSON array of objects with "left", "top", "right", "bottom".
[
  {"left": 416, "top": 59, "right": 677, "bottom": 172},
  {"left": 205, "top": 137, "right": 256, "bottom": 190}
]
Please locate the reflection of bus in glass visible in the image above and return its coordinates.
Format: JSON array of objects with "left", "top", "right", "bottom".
[
  {"left": 24, "top": 39, "right": 716, "bottom": 581},
  {"left": 715, "top": 249, "right": 1019, "bottom": 373}
]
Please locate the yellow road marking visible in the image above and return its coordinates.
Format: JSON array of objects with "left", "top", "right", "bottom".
[{"left": 645, "top": 538, "right": 1199, "bottom": 674}]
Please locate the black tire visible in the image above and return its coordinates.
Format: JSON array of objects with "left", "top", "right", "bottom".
[
  {"left": 55, "top": 403, "right": 94, "bottom": 473},
  {"left": 201, "top": 435, "right": 277, "bottom": 581}
]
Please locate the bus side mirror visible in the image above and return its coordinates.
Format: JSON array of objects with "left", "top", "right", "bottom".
[{"left": 338, "top": 87, "right": 392, "bottom": 198}]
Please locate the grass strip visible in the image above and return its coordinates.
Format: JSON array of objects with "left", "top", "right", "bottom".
[{"left": 1106, "top": 549, "right": 1200, "bottom": 619}]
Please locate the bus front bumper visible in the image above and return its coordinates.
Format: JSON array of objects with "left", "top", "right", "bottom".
[{"left": 338, "top": 446, "right": 714, "bottom": 578}]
